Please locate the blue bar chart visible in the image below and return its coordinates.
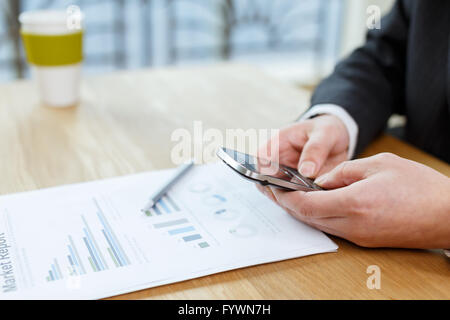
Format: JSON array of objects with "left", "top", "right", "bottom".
[
  {"left": 183, "top": 234, "right": 202, "bottom": 242},
  {"left": 144, "top": 194, "right": 180, "bottom": 217},
  {"left": 46, "top": 200, "right": 131, "bottom": 282},
  {"left": 82, "top": 214, "right": 108, "bottom": 272},
  {"left": 46, "top": 259, "right": 63, "bottom": 282},
  {"left": 168, "top": 226, "right": 195, "bottom": 235},
  {"left": 153, "top": 218, "right": 210, "bottom": 249},
  {"left": 97, "top": 208, "right": 130, "bottom": 267}
]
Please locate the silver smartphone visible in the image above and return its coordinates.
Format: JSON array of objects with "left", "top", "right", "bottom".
[{"left": 216, "top": 147, "right": 323, "bottom": 192}]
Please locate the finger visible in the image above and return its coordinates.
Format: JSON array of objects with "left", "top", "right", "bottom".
[
  {"left": 284, "top": 121, "right": 311, "bottom": 153},
  {"left": 258, "top": 123, "right": 310, "bottom": 165},
  {"left": 255, "top": 183, "right": 265, "bottom": 194},
  {"left": 270, "top": 186, "right": 352, "bottom": 218},
  {"left": 255, "top": 183, "right": 266, "bottom": 197},
  {"left": 257, "top": 124, "right": 312, "bottom": 174},
  {"left": 264, "top": 186, "right": 277, "bottom": 203},
  {"left": 314, "top": 158, "right": 373, "bottom": 189},
  {"left": 316, "top": 152, "right": 348, "bottom": 177},
  {"left": 257, "top": 135, "right": 278, "bottom": 160},
  {"left": 298, "top": 129, "right": 335, "bottom": 178},
  {"left": 256, "top": 184, "right": 277, "bottom": 203},
  {"left": 278, "top": 203, "right": 348, "bottom": 238}
]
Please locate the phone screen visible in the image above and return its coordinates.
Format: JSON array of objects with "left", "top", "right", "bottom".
[{"left": 221, "top": 148, "right": 320, "bottom": 190}]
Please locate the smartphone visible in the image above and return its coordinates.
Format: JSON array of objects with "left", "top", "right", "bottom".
[{"left": 216, "top": 147, "right": 323, "bottom": 192}]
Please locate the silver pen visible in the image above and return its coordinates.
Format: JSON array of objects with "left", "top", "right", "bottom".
[{"left": 141, "top": 160, "right": 195, "bottom": 213}]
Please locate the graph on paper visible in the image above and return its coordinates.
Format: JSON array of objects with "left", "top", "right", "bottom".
[
  {"left": 144, "top": 194, "right": 180, "bottom": 217},
  {"left": 152, "top": 217, "right": 210, "bottom": 249},
  {"left": 46, "top": 199, "right": 131, "bottom": 282},
  {"left": 0, "top": 163, "right": 337, "bottom": 299}
]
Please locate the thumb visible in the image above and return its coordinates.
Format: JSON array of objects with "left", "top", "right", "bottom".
[
  {"left": 314, "top": 159, "right": 371, "bottom": 189},
  {"left": 298, "top": 130, "right": 335, "bottom": 178}
]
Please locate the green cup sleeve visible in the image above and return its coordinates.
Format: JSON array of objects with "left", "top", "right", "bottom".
[{"left": 21, "top": 31, "right": 83, "bottom": 66}]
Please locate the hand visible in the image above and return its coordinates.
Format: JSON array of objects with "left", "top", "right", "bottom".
[
  {"left": 258, "top": 115, "right": 350, "bottom": 179},
  {"left": 265, "top": 153, "right": 450, "bottom": 249}
]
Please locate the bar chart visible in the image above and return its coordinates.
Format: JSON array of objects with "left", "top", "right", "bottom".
[
  {"left": 153, "top": 218, "right": 210, "bottom": 249},
  {"left": 46, "top": 199, "right": 131, "bottom": 282},
  {"left": 144, "top": 194, "right": 180, "bottom": 217},
  {"left": 0, "top": 162, "right": 340, "bottom": 299},
  {"left": 46, "top": 259, "right": 64, "bottom": 282}
]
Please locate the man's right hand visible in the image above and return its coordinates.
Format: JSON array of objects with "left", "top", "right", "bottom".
[{"left": 258, "top": 114, "right": 350, "bottom": 179}]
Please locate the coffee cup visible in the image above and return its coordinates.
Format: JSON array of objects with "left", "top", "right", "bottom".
[{"left": 19, "top": 9, "right": 84, "bottom": 108}]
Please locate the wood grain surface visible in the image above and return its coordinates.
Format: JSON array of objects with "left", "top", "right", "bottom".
[{"left": 0, "top": 64, "right": 448, "bottom": 300}]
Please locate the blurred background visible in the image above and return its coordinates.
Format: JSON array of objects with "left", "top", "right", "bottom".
[{"left": 0, "top": 0, "right": 393, "bottom": 86}]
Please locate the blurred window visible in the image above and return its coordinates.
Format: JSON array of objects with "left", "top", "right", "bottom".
[{"left": 0, "top": 0, "right": 343, "bottom": 83}]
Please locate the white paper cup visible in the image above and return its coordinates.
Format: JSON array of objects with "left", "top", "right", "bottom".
[{"left": 20, "top": 9, "right": 84, "bottom": 108}]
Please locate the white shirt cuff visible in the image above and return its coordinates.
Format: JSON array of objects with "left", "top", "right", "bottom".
[{"left": 300, "top": 104, "right": 359, "bottom": 159}]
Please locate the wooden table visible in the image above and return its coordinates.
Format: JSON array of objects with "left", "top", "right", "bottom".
[{"left": 0, "top": 64, "right": 448, "bottom": 300}]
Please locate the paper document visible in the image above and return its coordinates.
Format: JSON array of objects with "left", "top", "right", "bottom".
[{"left": 0, "top": 163, "right": 337, "bottom": 299}]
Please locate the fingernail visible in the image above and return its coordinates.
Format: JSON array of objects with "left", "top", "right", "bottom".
[
  {"left": 315, "top": 174, "right": 328, "bottom": 186},
  {"left": 299, "top": 161, "right": 316, "bottom": 177},
  {"left": 266, "top": 186, "right": 275, "bottom": 198}
]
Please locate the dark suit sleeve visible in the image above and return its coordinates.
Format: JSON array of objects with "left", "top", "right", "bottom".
[{"left": 311, "top": 0, "right": 412, "bottom": 156}]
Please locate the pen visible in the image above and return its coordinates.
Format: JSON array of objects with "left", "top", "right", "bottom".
[{"left": 141, "top": 160, "right": 195, "bottom": 213}]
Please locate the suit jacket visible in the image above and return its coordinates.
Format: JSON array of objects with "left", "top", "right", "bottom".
[{"left": 311, "top": 0, "right": 450, "bottom": 163}]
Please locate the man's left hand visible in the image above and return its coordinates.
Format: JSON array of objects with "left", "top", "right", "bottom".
[{"left": 258, "top": 153, "right": 450, "bottom": 248}]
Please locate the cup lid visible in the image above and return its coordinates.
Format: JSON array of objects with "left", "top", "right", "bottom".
[{"left": 19, "top": 9, "right": 84, "bottom": 34}]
